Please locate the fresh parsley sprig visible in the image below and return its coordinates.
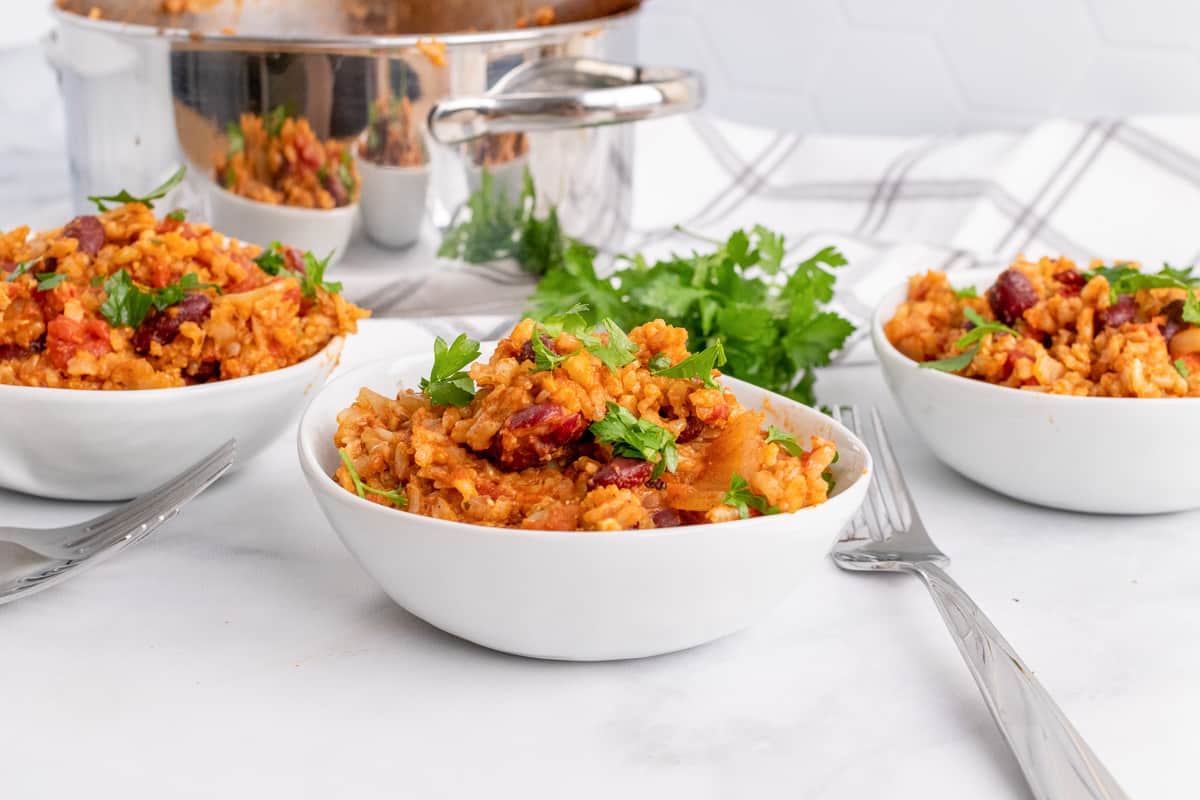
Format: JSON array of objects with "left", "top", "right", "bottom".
[
  {"left": 419, "top": 334, "right": 481, "bottom": 407},
  {"left": 920, "top": 307, "right": 1021, "bottom": 373},
  {"left": 339, "top": 448, "right": 407, "bottom": 508},
  {"left": 1175, "top": 358, "right": 1191, "bottom": 378},
  {"left": 87, "top": 165, "right": 187, "bottom": 212},
  {"left": 438, "top": 168, "right": 574, "bottom": 276},
  {"left": 253, "top": 241, "right": 343, "bottom": 297},
  {"left": 954, "top": 285, "right": 978, "bottom": 299},
  {"left": 652, "top": 341, "right": 727, "bottom": 388},
  {"left": 1085, "top": 263, "right": 1200, "bottom": 324},
  {"left": 529, "top": 308, "right": 638, "bottom": 373},
  {"left": 722, "top": 474, "right": 778, "bottom": 519},
  {"left": 589, "top": 401, "right": 679, "bottom": 479},
  {"left": 35, "top": 271, "right": 67, "bottom": 291},
  {"left": 765, "top": 425, "right": 805, "bottom": 457},
  {"left": 98, "top": 270, "right": 219, "bottom": 328}
]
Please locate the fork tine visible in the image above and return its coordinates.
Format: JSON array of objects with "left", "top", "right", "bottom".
[
  {"left": 848, "top": 405, "right": 896, "bottom": 541},
  {"left": 868, "top": 407, "right": 920, "bottom": 532},
  {"left": 59, "top": 440, "right": 236, "bottom": 554},
  {"left": 832, "top": 406, "right": 870, "bottom": 540}
]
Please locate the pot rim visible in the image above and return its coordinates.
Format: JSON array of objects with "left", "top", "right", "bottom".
[{"left": 49, "top": 4, "right": 640, "bottom": 53}]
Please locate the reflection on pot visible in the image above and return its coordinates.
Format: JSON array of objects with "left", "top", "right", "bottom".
[{"left": 357, "top": 94, "right": 431, "bottom": 249}]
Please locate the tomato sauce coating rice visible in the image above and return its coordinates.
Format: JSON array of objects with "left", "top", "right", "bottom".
[
  {"left": 885, "top": 256, "right": 1200, "bottom": 397},
  {"left": 333, "top": 319, "right": 839, "bottom": 531},
  {"left": 0, "top": 204, "right": 366, "bottom": 389}
]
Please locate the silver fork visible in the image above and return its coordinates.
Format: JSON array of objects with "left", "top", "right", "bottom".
[
  {"left": 831, "top": 407, "right": 1127, "bottom": 800},
  {"left": 0, "top": 439, "right": 236, "bottom": 606}
]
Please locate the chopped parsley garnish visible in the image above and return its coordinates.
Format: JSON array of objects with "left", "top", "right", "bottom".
[
  {"left": 98, "top": 269, "right": 218, "bottom": 328},
  {"left": 954, "top": 285, "right": 978, "bottom": 299},
  {"left": 823, "top": 451, "right": 839, "bottom": 493},
  {"left": 87, "top": 164, "right": 187, "bottom": 212},
  {"left": 252, "top": 241, "right": 342, "bottom": 297},
  {"left": 338, "top": 448, "right": 406, "bottom": 508},
  {"left": 589, "top": 401, "right": 678, "bottom": 478},
  {"left": 35, "top": 271, "right": 67, "bottom": 291},
  {"left": 166, "top": 208, "right": 188, "bottom": 222},
  {"left": 264, "top": 104, "right": 292, "bottom": 138},
  {"left": 225, "top": 120, "right": 243, "bottom": 156},
  {"left": 527, "top": 226, "right": 854, "bottom": 406},
  {"left": 1175, "top": 358, "right": 1191, "bottom": 378},
  {"left": 419, "top": 334, "right": 480, "bottom": 407},
  {"left": 765, "top": 425, "right": 805, "bottom": 458},
  {"left": 530, "top": 326, "right": 567, "bottom": 372},
  {"left": 1085, "top": 263, "right": 1200, "bottom": 323},
  {"left": 589, "top": 319, "right": 639, "bottom": 372},
  {"left": 437, "top": 167, "right": 573, "bottom": 276},
  {"left": 652, "top": 341, "right": 726, "bottom": 388},
  {"left": 722, "top": 474, "right": 778, "bottom": 519},
  {"left": 648, "top": 352, "right": 672, "bottom": 372},
  {"left": 5, "top": 258, "right": 40, "bottom": 282},
  {"left": 920, "top": 307, "right": 1020, "bottom": 373}
]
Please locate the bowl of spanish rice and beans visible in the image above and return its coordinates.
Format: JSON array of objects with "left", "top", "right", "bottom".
[
  {"left": 210, "top": 109, "right": 360, "bottom": 263},
  {"left": 298, "top": 317, "right": 871, "bottom": 660},
  {"left": 875, "top": 257, "right": 1200, "bottom": 513},
  {"left": 0, "top": 192, "right": 367, "bottom": 500}
]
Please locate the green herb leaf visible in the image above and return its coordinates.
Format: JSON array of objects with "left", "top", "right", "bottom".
[
  {"left": 823, "top": 450, "right": 839, "bottom": 493},
  {"left": 652, "top": 341, "right": 727, "bottom": 388},
  {"left": 954, "top": 285, "right": 978, "bottom": 299},
  {"left": 87, "top": 165, "right": 187, "bottom": 212},
  {"left": 337, "top": 150, "right": 355, "bottom": 194},
  {"left": 419, "top": 334, "right": 481, "bottom": 406},
  {"left": 254, "top": 240, "right": 288, "bottom": 276},
  {"left": 150, "top": 272, "right": 220, "bottom": 310},
  {"left": 1175, "top": 358, "right": 1191, "bottom": 378},
  {"left": 35, "top": 271, "right": 68, "bottom": 291},
  {"left": 955, "top": 307, "right": 1020, "bottom": 349},
  {"left": 264, "top": 104, "right": 291, "bottom": 138},
  {"left": 919, "top": 346, "right": 979, "bottom": 372},
  {"left": 339, "top": 448, "right": 406, "bottom": 508},
  {"left": 648, "top": 352, "right": 672, "bottom": 372},
  {"left": 721, "top": 474, "right": 778, "bottom": 519},
  {"left": 99, "top": 269, "right": 155, "bottom": 327},
  {"left": 530, "top": 326, "right": 568, "bottom": 372},
  {"left": 300, "top": 250, "right": 342, "bottom": 297},
  {"left": 765, "top": 425, "right": 805, "bottom": 458},
  {"left": 167, "top": 208, "right": 188, "bottom": 222},
  {"left": 5, "top": 258, "right": 41, "bottom": 282},
  {"left": 589, "top": 401, "right": 678, "bottom": 478},
  {"left": 225, "top": 120, "right": 244, "bottom": 156},
  {"left": 588, "top": 318, "right": 638, "bottom": 372}
]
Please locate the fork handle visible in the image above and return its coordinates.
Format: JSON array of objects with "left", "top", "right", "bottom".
[{"left": 909, "top": 562, "right": 1129, "bottom": 800}]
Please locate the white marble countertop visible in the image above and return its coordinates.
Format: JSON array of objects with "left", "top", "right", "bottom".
[{"left": 1, "top": 320, "right": 1194, "bottom": 798}]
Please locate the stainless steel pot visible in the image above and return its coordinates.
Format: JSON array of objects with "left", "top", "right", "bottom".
[{"left": 48, "top": 1, "right": 704, "bottom": 252}]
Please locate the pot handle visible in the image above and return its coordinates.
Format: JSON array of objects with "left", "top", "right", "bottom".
[{"left": 427, "top": 57, "right": 704, "bottom": 145}]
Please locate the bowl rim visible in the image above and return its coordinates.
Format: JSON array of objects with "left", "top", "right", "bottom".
[
  {"left": 298, "top": 349, "right": 873, "bottom": 539},
  {"left": 0, "top": 335, "right": 344, "bottom": 403},
  {"left": 209, "top": 182, "right": 360, "bottom": 218},
  {"left": 872, "top": 266, "right": 1200, "bottom": 405}
]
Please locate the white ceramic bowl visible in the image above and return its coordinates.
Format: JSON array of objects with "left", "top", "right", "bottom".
[
  {"left": 874, "top": 267, "right": 1200, "bottom": 514},
  {"left": 357, "top": 156, "right": 431, "bottom": 249},
  {"left": 0, "top": 337, "right": 343, "bottom": 501},
  {"left": 208, "top": 184, "right": 357, "bottom": 265},
  {"left": 297, "top": 349, "right": 872, "bottom": 661}
]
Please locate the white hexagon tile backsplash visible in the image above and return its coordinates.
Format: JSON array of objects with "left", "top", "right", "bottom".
[{"left": 638, "top": 0, "right": 1200, "bottom": 132}]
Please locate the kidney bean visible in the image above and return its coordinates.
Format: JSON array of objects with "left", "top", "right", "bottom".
[
  {"left": 590, "top": 457, "right": 653, "bottom": 489},
  {"left": 494, "top": 402, "right": 587, "bottom": 470},
  {"left": 185, "top": 360, "right": 220, "bottom": 384},
  {"left": 650, "top": 508, "right": 683, "bottom": 528},
  {"left": 0, "top": 343, "right": 29, "bottom": 359},
  {"left": 62, "top": 215, "right": 105, "bottom": 257},
  {"left": 323, "top": 171, "right": 349, "bottom": 207},
  {"left": 676, "top": 416, "right": 705, "bottom": 443},
  {"left": 1159, "top": 299, "right": 1186, "bottom": 341},
  {"left": 987, "top": 269, "right": 1038, "bottom": 326},
  {"left": 1053, "top": 268, "right": 1086, "bottom": 296},
  {"left": 132, "top": 293, "right": 213, "bottom": 353},
  {"left": 0, "top": 260, "right": 14, "bottom": 275},
  {"left": 1098, "top": 294, "right": 1136, "bottom": 329}
]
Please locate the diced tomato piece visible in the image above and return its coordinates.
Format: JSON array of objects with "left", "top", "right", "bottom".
[{"left": 46, "top": 316, "right": 112, "bottom": 370}]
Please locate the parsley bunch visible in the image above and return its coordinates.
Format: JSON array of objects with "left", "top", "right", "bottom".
[
  {"left": 253, "top": 241, "right": 343, "bottom": 297},
  {"left": 920, "top": 307, "right": 1020, "bottom": 373},
  {"left": 437, "top": 168, "right": 572, "bottom": 276},
  {"left": 589, "top": 401, "right": 679, "bottom": 478},
  {"left": 527, "top": 227, "right": 855, "bottom": 406}
]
